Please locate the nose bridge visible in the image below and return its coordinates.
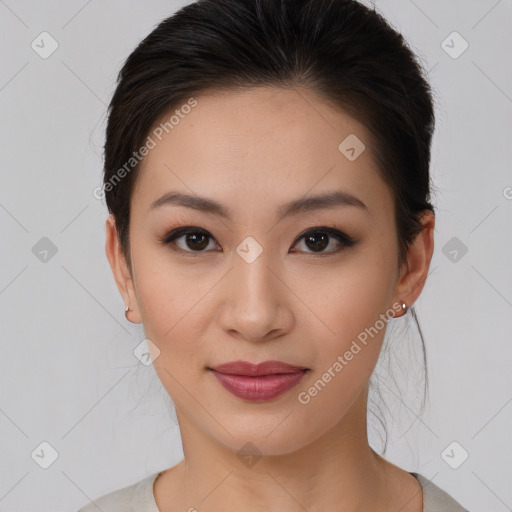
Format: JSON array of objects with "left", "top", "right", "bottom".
[
  {"left": 220, "top": 241, "right": 288, "bottom": 340},
  {"left": 233, "top": 242, "right": 279, "bottom": 307}
]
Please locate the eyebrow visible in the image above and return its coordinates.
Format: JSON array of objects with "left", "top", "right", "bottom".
[{"left": 149, "top": 190, "right": 367, "bottom": 220}]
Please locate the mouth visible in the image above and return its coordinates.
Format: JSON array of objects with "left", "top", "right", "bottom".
[{"left": 207, "top": 360, "right": 310, "bottom": 402}]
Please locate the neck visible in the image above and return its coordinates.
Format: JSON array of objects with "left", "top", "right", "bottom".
[{"left": 161, "top": 387, "right": 397, "bottom": 512}]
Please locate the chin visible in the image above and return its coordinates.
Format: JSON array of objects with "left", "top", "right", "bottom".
[
  {"left": 219, "top": 433, "right": 312, "bottom": 459},
  {"left": 206, "top": 411, "right": 330, "bottom": 459}
]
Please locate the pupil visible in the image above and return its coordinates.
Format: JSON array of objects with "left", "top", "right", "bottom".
[
  {"left": 306, "top": 232, "right": 328, "bottom": 252},
  {"left": 187, "top": 232, "right": 208, "bottom": 250}
]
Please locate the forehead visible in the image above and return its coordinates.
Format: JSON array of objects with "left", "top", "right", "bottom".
[{"left": 132, "top": 86, "right": 391, "bottom": 217}]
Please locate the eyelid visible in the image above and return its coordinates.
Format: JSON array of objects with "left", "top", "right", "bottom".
[
  {"left": 161, "top": 226, "right": 211, "bottom": 244},
  {"left": 160, "top": 224, "right": 356, "bottom": 257},
  {"left": 290, "top": 226, "right": 356, "bottom": 256},
  {"left": 160, "top": 226, "right": 220, "bottom": 257},
  {"left": 292, "top": 226, "right": 355, "bottom": 246}
]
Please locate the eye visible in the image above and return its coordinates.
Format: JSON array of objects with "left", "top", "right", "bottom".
[
  {"left": 290, "top": 227, "right": 355, "bottom": 255},
  {"left": 160, "top": 225, "right": 355, "bottom": 256},
  {"left": 160, "top": 227, "right": 219, "bottom": 254}
]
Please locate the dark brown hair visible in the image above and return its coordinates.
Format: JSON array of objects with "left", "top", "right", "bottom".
[{"left": 103, "top": 0, "right": 435, "bottom": 452}]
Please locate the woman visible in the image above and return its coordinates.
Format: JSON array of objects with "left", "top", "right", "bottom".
[{"left": 78, "top": 0, "right": 468, "bottom": 509}]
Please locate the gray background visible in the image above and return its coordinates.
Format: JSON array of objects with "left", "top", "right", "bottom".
[{"left": 1, "top": 0, "right": 511, "bottom": 510}]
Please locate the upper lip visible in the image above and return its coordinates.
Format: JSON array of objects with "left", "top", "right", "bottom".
[{"left": 209, "top": 360, "right": 308, "bottom": 376}]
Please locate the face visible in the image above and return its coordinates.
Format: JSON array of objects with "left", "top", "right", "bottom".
[{"left": 107, "top": 86, "right": 430, "bottom": 456}]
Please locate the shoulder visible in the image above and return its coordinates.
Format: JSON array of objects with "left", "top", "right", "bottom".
[
  {"left": 75, "top": 472, "right": 161, "bottom": 512},
  {"left": 411, "top": 473, "right": 468, "bottom": 512}
]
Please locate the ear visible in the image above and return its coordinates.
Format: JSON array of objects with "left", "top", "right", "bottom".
[
  {"left": 392, "top": 210, "right": 435, "bottom": 312},
  {"left": 105, "top": 214, "right": 142, "bottom": 323}
]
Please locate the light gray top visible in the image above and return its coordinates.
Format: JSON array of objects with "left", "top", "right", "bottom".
[{"left": 76, "top": 471, "right": 468, "bottom": 511}]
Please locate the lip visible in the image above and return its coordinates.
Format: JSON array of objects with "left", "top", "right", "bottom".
[
  {"left": 210, "top": 360, "right": 307, "bottom": 376},
  {"left": 208, "top": 360, "right": 309, "bottom": 402}
]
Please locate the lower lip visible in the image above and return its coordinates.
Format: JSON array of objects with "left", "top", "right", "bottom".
[{"left": 210, "top": 370, "right": 307, "bottom": 402}]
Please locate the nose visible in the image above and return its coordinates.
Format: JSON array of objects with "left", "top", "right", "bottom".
[{"left": 217, "top": 248, "right": 294, "bottom": 343}]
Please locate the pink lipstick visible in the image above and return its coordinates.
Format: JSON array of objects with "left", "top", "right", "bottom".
[{"left": 208, "top": 360, "right": 308, "bottom": 402}]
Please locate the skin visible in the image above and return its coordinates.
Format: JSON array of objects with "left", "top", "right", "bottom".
[{"left": 106, "top": 86, "right": 434, "bottom": 512}]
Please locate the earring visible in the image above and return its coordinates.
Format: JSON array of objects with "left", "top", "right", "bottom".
[
  {"left": 125, "top": 305, "right": 133, "bottom": 322},
  {"left": 400, "top": 300, "right": 408, "bottom": 315}
]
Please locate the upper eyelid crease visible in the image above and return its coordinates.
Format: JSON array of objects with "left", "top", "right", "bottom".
[{"left": 163, "top": 226, "right": 355, "bottom": 253}]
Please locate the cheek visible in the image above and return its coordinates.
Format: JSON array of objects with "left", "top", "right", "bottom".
[
  {"left": 130, "top": 246, "right": 201, "bottom": 362},
  {"left": 130, "top": 241, "right": 229, "bottom": 406},
  {"left": 132, "top": 232, "right": 201, "bottom": 332},
  {"left": 294, "top": 281, "right": 391, "bottom": 428},
  {"left": 137, "top": 269, "right": 206, "bottom": 409},
  {"left": 297, "top": 243, "right": 396, "bottom": 345},
  {"left": 296, "top": 243, "right": 396, "bottom": 389}
]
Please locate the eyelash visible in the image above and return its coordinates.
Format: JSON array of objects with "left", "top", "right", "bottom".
[{"left": 159, "top": 225, "right": 356, "bottom": 257}]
